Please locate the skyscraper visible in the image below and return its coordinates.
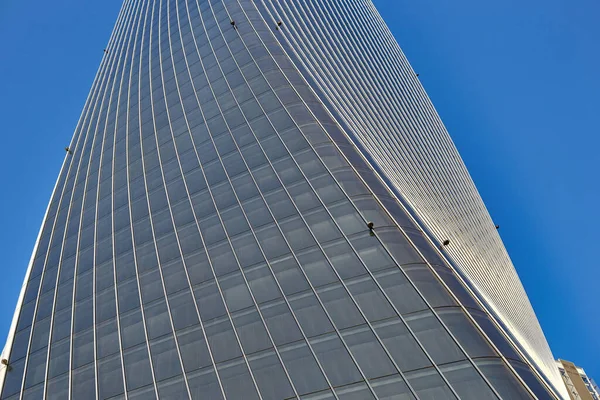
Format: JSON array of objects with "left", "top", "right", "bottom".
[{"left": 0, "top": 0, "right": 566, "bottom": 398}]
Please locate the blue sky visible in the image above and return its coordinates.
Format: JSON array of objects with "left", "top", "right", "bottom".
[{"left": 1, "top": 0, "right": 598, "bottom": 385}]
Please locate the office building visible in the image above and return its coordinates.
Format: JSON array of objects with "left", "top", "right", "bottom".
[
  {"left": 557, "top": 360, "right": 599, "bottom": 400},
  {"left": 0, "top": 0, "right": 567, "bottom": 398}
]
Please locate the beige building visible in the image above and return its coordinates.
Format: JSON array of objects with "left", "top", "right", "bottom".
[{"left": 557, "top": 359, "right": 600, "bottom": 400}]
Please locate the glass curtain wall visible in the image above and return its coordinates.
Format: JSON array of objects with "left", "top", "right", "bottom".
[{"left": 0, "top": 0, "right": 559, "bottom": 399}]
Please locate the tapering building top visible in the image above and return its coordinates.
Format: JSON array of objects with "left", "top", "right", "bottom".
[{"left": 254, "top": 0, "right": 565, "bottom": 394}]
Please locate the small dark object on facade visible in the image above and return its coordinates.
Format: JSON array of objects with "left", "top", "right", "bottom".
[
  {"left": 495, "top": 225, "right": 500, "bottom": 230},
  {"left": 65, "top": 147, "right": 73, "bottom": 155},
  {"left": 442, "top": 239, "right": 450, "bottom": 246},
  {"left": 230, "top": 20, "right": 236, "bottom": 28}
]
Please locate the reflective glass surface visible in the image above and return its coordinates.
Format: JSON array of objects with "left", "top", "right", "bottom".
[{"left": 0, "top": 0, "right": 557, "bottom": 399}]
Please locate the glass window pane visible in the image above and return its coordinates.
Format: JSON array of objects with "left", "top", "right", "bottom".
[
  {"left": 470, "top": 312, "right": 521, "bottom": 361},
  {"left": 323, "top": 240, "right": 367, "bottom": 280},
  {"left": 405, "top": 367, "right": 456, "bottom": 400},
  {"left": 353, "top": 197, "right": 395, "bottom": 228},
  {"left": 404, "top": 264, "right": 457, "bottom": 308},
  {"left": 279, "top": 341, "right": 329, "bottom": 395},
  {"left": 96, "top": 289, "right": 117, "bottom": 323},
  {"left": 350, "top": 234, "right": 396, "bottom": 272},
  {"left": 128, "top": 384, "right": 157, "bottom": 400},
  {"left": 336, "top": 382, "right": 375, "bottom": 400},
  {"left": 440, "top": 361, "right": 498, "bottom": 400},
  {"left": 438, "top": 308, "right": 497, "bottom": 358},
  {"left": 162, "top": 260, "right": 189, "bottom": 294},
  {"left": 330, "top": 202, "right": 367, "bottom": 236},
  {"left": 260, "top": 300, "right": 303, "bottom": 345},
  {"left": 379, "top": 197, "right": 415, "bottom": 229},
  {"left": 10, "top": 326, "right": 32, "bottom": 362},
  {"left": 36, "top": 292, "right": 54, "bottom": 321},
  {"left": 475, "top": 359, "right": 531, "bottom": 400},
  {"left": 207, "top": 242, "right": 238, "bottom": 277},
  {"left": 231, "top": 307, "right": 272, "bottom": 354},
  {"left": 98, "top": 355, "right": 125, "bottom": 399},
  {"left": 311, "top": 174, "right": 345, "bottom": 205},
  {"left": 318, "top": 284, "right": 365, "bottom": 329},
  {"left": 72, "top": 329, "right": 94, "bottom": 369},
  {"left": 22, "top": 383, "right": 44, "bottom": 399},
  {"left": 375, "top": 269, "right": 427, "bottom": 315},
  {"left": 347, "top": 276, "right": 396, "bottom": 322},
  {"left": 288, "top": 181, "right": 320, "bottom": 212},
  {"left": 144, "top": 300, "right": 173, "bottom": 340},
  {"left": 434, "top": 266, "right": 482, "bottom": 311},
  {"left": 72, "top": 364, "right": 96, "bottom": 400},
  {"left": 289, "top": 292, "right": 334, "bottom": 337},
  {"left": 255, "top": 225, "right": 289, "bottom": 260},
  {"left": 510, "top": 361, "right": 554, "bottom": 400},
  {"left": 74, "top": 297, "right": 93, "bottom": 333},
  {"left": 296, "top": 247, "right": 338, "bottom": 288},
  {"left": 220, "top": 272, "right": 253, "bottom": 312},
  {"left": 217, "top": 358, "right": 260, "bottom": 400},
  {"left": 252, "top": 165, "right": 280, "bottom": 193},
  {"left": 140, "top": 269, "right": 164, "bottom": 304},
  {"left": 342, "top": 325, "right": 396, "bottom": 379},
  {"left": 168, "top": 290, "right": 199, "bottom": 330},
  {"left": 406, "top": 230, "right": 446, "bottom": 266},
  {"left": 405, "top": 311, "right": 465, "bottom": 365},
  {"left": 248, "top": 351, "right": 295, "bottom": 400},
  {"left": 176, "top": 326, "right": 212, "bottom": 373},
  {"left": 47, "top": 374, "right": 69, "bottom": 400},
  {"left": 221, "top": 206, "right": 250, "bottom": 237},
  {"left": 48, "top": 340, "right": 70, "bottom": 378},
  {"left": 305, "top": 208, "right": 342, "bottom": 244},
  {"left": 270, "top": 255, "right": 310, "bottom": 295},
  {"left": 310, "top": 333, "right": 363, "bottom": 387},
  {"left": 371, "top": 374, "right": 415, "bottom": 400},
  {"left": 242, "top": 198, "right": 273, "bottom": 230},
  {"left": 374, "top": 319, "right": 431, "bottom": 372},
  {"left": 17, "top": 301, "right": 36, "bottom": 332},
  {"left": 124, "top": 345, "right": 154, "bottom": 391},
  {"left": 245, "top": 264, "right": 281, "bottom": 304},
  {"left": 188, "top": 367, "right": 224, "bottom": 400},
  {"left": 302, "top": 390, "right": 336, "bottom": 400},
  {"left": 194, "top": 280, "right": 227, "bottom": 321},
  {"left": 231, "top": 233, "right": 264, "bottom": 268},
  {"left": 24, "top": 348, "right": 47, "bottom": 388},
  {"left": 97, "top": 318, "right": 120, "bottom": 359},
  {"left": 280, "top": 217, "right": 316, "bottom": 252},
  {"left": 377, "top": 228, "right": 423, "bottom": 266},
  {"left": 205, "top": 319, "right": 242, "bottom": 363},
  {"left": 150, "top": 335, "right": 183, "bottom": 382},
  {"left": 1, "top": 358, "right": 25, "bottom": 398},
  {"left": 185, "top": 250, "right": 213, "bottom": 285},
  {"left": 157, "top": 376, "right": 188, "bottom": 399},
  {"left": 29, "top": 319, "right": 51, "bottom": 353}
]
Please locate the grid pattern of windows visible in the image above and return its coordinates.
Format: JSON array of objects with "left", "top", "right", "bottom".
[
  {"left": 251, "top": 0, "right": 565, "bottom": 394},
  {"left": 1, "top": 0, "right": 557, "bottom": 399}
]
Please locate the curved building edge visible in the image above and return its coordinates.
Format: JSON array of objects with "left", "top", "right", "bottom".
[{"left": 249, "top": 0, "right": 567, "bottom": 397}]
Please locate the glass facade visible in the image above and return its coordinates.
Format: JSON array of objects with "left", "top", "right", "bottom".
[{"left": 0, "top": 0, "right": 561, "bottom": 399}]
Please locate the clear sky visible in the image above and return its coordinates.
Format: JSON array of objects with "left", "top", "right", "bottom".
[{"left": 1, "top": 0, "right": 598, "bottom": 386}]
